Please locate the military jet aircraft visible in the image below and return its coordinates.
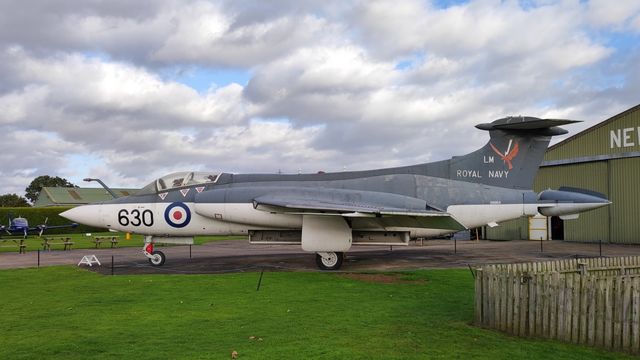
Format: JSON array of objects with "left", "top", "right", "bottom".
[{"left": 61, "top": 116, "right": 610, "bottom": 270}]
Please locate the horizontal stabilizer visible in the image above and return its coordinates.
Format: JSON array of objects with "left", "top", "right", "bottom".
[{"left": 476, "top": 116, "right": 581, "bottom": 131}]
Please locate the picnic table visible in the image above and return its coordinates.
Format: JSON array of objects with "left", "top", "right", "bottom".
[
  {"left": 0, "top": 238, "right": 26, "bottom": 253},
  {"left": 42, "top": 237, "right": 74, "bottom": 251},
  {"left": 93, "top": 236, "right": 119, "bottom": 248}
]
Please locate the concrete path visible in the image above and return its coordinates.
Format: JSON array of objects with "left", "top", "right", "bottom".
[{"left": 2, "top": 239, "right": 639, "bottom": 274}]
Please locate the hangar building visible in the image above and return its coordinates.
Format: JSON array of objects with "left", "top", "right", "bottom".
[
  {"left": 487, "top": 103, "right": 640, "bottom": 244},
  {"left": 34, "top": 187, "right": 138, "bottom": 207}
]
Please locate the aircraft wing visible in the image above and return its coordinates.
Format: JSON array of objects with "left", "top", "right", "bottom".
[
  {"left": 253, "top": 194, "right": 466, "bottom": 231},
  {"left": 28, "top": 223, "right": 79, "bottom": 234},
  {"left": 35, "top": 223, "right": 79, "bottom": 231}
]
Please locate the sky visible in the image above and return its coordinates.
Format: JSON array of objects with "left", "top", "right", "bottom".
[{"left": 1, "top": 0, "right": 640, "bottom": 197}]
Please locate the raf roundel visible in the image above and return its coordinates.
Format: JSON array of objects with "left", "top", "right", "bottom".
[{"left": 164, "top": 202, "right": 191, "bottom": 228}]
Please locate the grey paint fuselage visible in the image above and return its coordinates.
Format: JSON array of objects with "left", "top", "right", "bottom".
[{"left": 105, "top": 164, "right": 538, "bottom": 210}]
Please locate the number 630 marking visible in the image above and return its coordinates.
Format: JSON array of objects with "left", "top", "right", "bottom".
[{"left": 118, "top": 209, "right": 154, "bottom": 227}]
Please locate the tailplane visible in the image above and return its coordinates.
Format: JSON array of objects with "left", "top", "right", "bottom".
[{"left": 448, "top": 116, "right": 579, "bottom": 189}]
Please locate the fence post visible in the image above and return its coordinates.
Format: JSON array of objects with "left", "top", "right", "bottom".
[
  {"left": 631, "top": 277, "right": 639, "bottom": 353},
  {"left": 578, "top": 262, "right": 587, "bottom": 276},
  {"left": 599, "top": 240, "right": 602, "bottom": 257},
  {"left": 571, "top": 273, "right": 581, "bottom": 344},
  {"left": 614, "top": 276, "right": 624, "bottom": 351},
  {"left": 474, "top": 269, "right": 483, "bottom": 325},
  {"left": 580, "top": 274, "right": 589, "bottom": 345},
  {"left": 540, "top": 237, "right": 543, "bottom": 253}
]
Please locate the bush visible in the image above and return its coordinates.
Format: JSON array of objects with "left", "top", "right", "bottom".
[{"left": 0, "top": 206, "right": 104, "bottom": 235}]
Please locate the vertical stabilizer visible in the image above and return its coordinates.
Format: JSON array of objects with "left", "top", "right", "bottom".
[{"left": 448, "top": 117, "right": 579, "bottom": 189}]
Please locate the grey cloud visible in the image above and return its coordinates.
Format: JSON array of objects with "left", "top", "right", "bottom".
[
  {"left": 0, "top": 128, "right": 78, "bottom": 194},
  {"left": 0, "top": 0, "right": 165, "bottom": 59},
  {"left": 0, "top": 0, "right": 343, "bottom": 69}
]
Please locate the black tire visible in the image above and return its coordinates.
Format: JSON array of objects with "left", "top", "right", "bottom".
[
  {"left": 148, "top": 250, "right": 166, "bottom": 266},
  {"left": 315, "top": 252, "right": 344, "bottom": 271}
]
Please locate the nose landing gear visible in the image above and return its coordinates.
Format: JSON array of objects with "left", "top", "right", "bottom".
[{"left": 143, "top": 242, "right": 166, "bottom": 266}]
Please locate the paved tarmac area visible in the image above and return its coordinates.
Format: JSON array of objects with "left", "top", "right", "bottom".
[{"left": 2, "top": 239, "right": 640, "bottom": 274}]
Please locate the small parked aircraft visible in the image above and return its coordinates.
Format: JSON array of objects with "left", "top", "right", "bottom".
[
  {"left": 0, "top": 214, "right": 78, "bottom": 238},
  {"left": 61, "top": 116, "right": 610, "bottom": 270}
]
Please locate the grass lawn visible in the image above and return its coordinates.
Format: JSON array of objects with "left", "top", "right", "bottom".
[
  {"left": 0, "top": 267, "right": 634, "bottom": 359},
  {"left": 0, "top": 233, "right": 247, "bottom": 253}
]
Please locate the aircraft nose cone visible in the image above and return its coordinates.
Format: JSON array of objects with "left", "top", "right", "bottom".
[{"left": 60, "top": 205, "right": 103, "bottom": 228}]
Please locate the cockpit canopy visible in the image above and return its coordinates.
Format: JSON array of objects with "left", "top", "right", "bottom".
[
  {"left": 11, "top": 217, "right": 28, "bottom": 227},
  {"left": 136, "top": 171, "right": 219, "bottom": 195}
]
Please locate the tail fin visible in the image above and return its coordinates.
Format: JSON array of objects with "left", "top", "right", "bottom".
[{"left": 448, "top": 117, "right": 579, "bottom": 190}]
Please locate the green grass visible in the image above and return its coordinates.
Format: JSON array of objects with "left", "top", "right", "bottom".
[
  {"left": 0, "top": 268, "right": 633, "bottom": 359},
  {"left": 0, "top": 232, "right": 246, "bottom": 253}
]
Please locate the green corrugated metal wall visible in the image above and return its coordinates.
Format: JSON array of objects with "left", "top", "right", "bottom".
[
  {"left": 609, "top": 158, "right": 640, "bottom": 243},
  {"left": 484, "top": 217, "right": 528, "bottom": 240},
  {"left": 545, "top": 104, "right": 640, "bottom": 160},
  {"left": 486, "top": 104, "right": 640, "bottom": 244},
  {"left": 535, "top": 163, "right": 609, "bottom": 243}
]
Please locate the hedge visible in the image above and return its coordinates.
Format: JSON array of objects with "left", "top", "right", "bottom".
[{"left": 0, "top": 206, "right": 104, "bottom": 235}]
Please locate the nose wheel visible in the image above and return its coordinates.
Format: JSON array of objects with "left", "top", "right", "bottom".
[
  {"left": 143, "top": 242, "right": 166, "bottom": 267},
  {"left": 148, "top": 251, "right": 166, "bottom": 266},
  {"left": 316, "top": 252, "right": 344, "bottom": 270}
]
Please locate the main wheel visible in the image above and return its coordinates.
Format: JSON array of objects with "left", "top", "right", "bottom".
[
  {"left": 315, "top": 252, "right": 344, "bottom": 271},
  {"left": 148, "top": 250, "right": 166, "bottom": 266}
]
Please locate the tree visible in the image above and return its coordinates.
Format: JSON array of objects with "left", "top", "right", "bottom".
[
  {"left": 24, "top": 175, "right": 77, "bottom": 203},
  {"left": 0, "top": 193, "right": 31, "bottom": 207}
]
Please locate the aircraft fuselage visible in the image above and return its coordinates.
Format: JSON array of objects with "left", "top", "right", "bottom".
[{"left": 60, "top": 116, "right": 611, "bottom": 270}]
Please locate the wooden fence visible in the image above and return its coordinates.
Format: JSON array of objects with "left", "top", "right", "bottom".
[{"left": 474, "top": 256, "right": 640, "bottom": 354}]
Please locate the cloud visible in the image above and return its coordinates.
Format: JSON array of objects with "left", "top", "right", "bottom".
[
  {"left": 153, "top": 3, "right": 337, "bottom": 67},
  {"left": 0, "top": 0, "right": 166, "bottom": 60},
  {"left": 0, "top": 129, "right": 79, "bottom": 194},
  {"left": 586, "top": 0, "right": 640, "bottom": 28},
  {"left": 92, "top": 119, "right": 332, "bottom": 183},
  {"left": 351, "top": 0, "right": 611, "bottom": 67},
  {"left": 0, "top": 0, "right": 639, "bottom": 196},
  {"left": 633, "top": 14, "right": 640, "bottom": 31},
  {"left": 0, "top": 0, "right": 341, "bottom": 69},
  {"left": 0, "top": 46, "right": 250, "bottom": 131},
  {"left": 0, "top": 46, "right": 333, "bottom": 192}
]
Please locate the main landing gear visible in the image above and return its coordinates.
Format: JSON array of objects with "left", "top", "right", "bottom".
[
  {"left": 143, "top": 243, "right": 166, "bottom": 266},
  {"left": 315, "top": 252, "right": 344, "bottom": 270},
  {"left": 140, "top": 240, "right": 344, "bottom": 270}
]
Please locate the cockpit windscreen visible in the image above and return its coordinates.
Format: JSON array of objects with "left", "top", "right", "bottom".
[{"left": 136, "top": 172, "right": 219, "bottom": 195}]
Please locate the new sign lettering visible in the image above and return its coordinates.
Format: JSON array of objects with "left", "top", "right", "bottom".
[{"left": 610, "top": 127, "right": 640, "bottom": 149}]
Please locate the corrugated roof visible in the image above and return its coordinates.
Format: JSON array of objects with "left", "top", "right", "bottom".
[{"left": 34, "top": 187, "right": 139, "bottom": 207}]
